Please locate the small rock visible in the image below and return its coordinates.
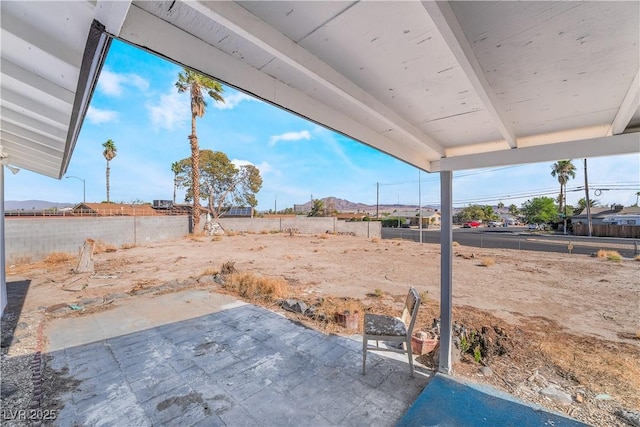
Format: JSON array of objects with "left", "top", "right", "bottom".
[
  {"left": 80, "top": 297, "right": 103, "bottom": 306},
  {"left": 213, "top": 274, "right": 225, "bottom": 285},
  {"left": 527, "top": 370, "right": 538, "bottom": 382},
  {"left": 539, "top": 386, "right": 573, "bottom": 405},
  {"left": 595, "top": 393, "right": 613, "bottom": 400},
  {"left": 281, "top": 299, "right": 308, "bottom": 314},
  {"left": 615, "top": 409, "right": 640, "bottom": 427},
  {"left": 575, "top": 392, "right": 584, "bottom": 403},
  {"left": 16, "top": 322, "right": 28, "bottom": 330},
  {"left": 480, "top": 366, "right": 493, "bottom": 377},
  {"left": 198, "top": 275, "right": 216, "bottom": 284},
  {"left": 105, "top": 292, "right": 129, "bottom": 301},
  {"left": 1, "top": 382, "right": 19, "bottom": 398}
]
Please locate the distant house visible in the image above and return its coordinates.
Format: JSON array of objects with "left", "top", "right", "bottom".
[
  {"left": 335, "top": 212, "right": 369, "bottom": 221},
  {"left": 572, "top": 205, "right": 640, "bottom": 225},
  {"left": 393, "top": 209, "right": 441, "bottom": 227},
  {"left": 499, "top": 214, "right": 520, "bottom": 225},
  {"left": 72, "top": 203, "right": 158, "bottom": 216}
]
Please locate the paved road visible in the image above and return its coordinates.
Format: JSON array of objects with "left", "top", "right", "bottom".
[{"left": 382, "top": 227, "right": 639, "bottom": 258}]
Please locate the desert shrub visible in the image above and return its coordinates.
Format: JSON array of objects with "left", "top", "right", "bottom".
[
  {"left": 597, "top": 249, "right": 622, "bottom": 262},
  {"left": 635, "top": 255, "right": 640, "bottom": 261},
  {"left": 120, "top": 243, "right": 136, "bottom": 250},
  {"left": 223, "top": 272, "right": 288, "bottom": 302},
  {"left": 481, "top": 257, "right": 496, "bottom": 267},
  {"left": 43, "top": 252, "right": 74, "bottom": 265},
  {"left": 607, "top": 251, "right": 622, "bottom": 262},
  {"left": 452, "top": 241, "right": 460, "bottom": 247},
  {"left": 260, "top": 230, "right": 270, "bottom": 234},
  {"left": 473, "top": 346, "right": 482, "bottom": 363},
  {"left": 419, "top": 291, "right": 429, "bottom": 304},
  {"left": 373, "top": 288, "right": 383, "bottom": 298},
  {"left": 370, "top": 237, "right": 381, "bottom": 243},
  {"left": 211, "top": 235, "right": 222, "bottom": 242}
]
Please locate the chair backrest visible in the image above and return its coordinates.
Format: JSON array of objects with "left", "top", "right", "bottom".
[{"left": 400, "top": 287, "right": 420, "bottom": 335}]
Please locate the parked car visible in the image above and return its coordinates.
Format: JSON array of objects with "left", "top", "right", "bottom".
[
  {"left": 463, "top": 221, "right": 481, "bottom": 228},
  {"left": 487, "top": 221, "right": 502, "bottom": 227},
  {"left": 528, "top": 223, "right": 539, "bottom": 230}
]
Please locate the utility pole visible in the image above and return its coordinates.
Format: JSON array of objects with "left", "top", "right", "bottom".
[
  {"left": 376, "top": 182, "right": 379, "bottom": 219},
  {"left": 584, "top": 159, "right": 593, "bottom": 237},
  {"left": 419, "top": 171, "right": 423, "bottom": 243},
  {"left": 274, "top": 194, "right": 277, "bottom": 214}
]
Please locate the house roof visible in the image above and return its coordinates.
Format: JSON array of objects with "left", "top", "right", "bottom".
[
  {"left": 573, "top": 206, "right": 640, "bottom": 219},
  {"left": 1, "top": 1, "right": 638, "bottom": 179}
]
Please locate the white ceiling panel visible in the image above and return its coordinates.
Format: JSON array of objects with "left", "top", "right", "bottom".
[{"left": 2, "top": 0, "right": 638, "bottom": 180}]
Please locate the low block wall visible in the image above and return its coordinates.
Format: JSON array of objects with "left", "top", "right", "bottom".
[
  {"left": 5, "top": 216, "right": 189, "bottom": 264},
  {"left": 4, "top": 216, "right": 380, "bottom": 264},
  {"left": 216, "top": 217, "right": 381, "bottom": 238}
]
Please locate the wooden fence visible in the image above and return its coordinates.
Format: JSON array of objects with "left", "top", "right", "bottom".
[{"left": 573, "top": 223, "right": 640, "bottom": 238}]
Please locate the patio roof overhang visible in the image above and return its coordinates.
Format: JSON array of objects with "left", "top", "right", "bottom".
[{"left": 1, "top": 1, "right": 639, "bottom": 369}]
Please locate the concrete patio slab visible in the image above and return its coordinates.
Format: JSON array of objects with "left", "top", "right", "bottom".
[{"left": 45, "top": 290, "right": 432, "bottom": 426}]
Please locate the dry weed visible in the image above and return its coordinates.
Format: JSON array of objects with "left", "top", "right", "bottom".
[
  {"left": 223, "top": 272, "right": 288, "bottom": 302},
  {"left": 370, "top": 237, "right": 381, "bottom": 243},
  {"left": 43, "top": 252, "right": 74, "bottom": 265},
  {"left": 200, "top": 268, "right": 217, "bottom": 276},
  {"left": 480, "top": 257, "right": 496, "bottom": 267},
  {"left": 120, "top": 243, "right": 136, "bottom": 250},
  {"left": 597, "top": 249, "right": 622, "bottom": 262},
  {"left": 211, "top": 235, "right": 222, "bottom": 242},
  {"left": 635, "top": 255, "right": 640, "bottom": 261},
  {"left": 318, "top": 233, "right": 330, "bottom": 239},
  {"left": 260, "top": 230, "right": 270, "bottom": 234}
]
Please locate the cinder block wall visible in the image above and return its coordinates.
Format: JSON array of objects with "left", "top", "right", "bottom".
[
  {"left": 217, "top": 217, "right": 381, "bottom": 238},
  {"left": 5, "top": 216, "right": 189, "bottom": 264},
  {"left": 5, "top": 216, "right": 380, "bottom": 264}
]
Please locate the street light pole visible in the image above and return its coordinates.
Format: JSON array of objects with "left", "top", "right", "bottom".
[{"left": 66, "top": 176, "right": 85, "bottom": 204}]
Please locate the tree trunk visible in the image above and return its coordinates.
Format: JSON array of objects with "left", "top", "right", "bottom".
[
  {"left": 190, "top": 113, "right": 201, "bottom": 230},
  {"left": 173, "top": 175, "right": 177, "bottom": 204},
  {"left": 75, "top": 239, "right": 95, "bottom": 273},
  {"left": 106, "top": 160, "right": 110, "bottom": 203}
]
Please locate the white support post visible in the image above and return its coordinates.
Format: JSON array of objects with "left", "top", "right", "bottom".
[
  {"left": 1, "top": 166, "right": 7, "bottom": 315},
  {"left": 438, "top": 170, "right": 453, "bottom": 374}
]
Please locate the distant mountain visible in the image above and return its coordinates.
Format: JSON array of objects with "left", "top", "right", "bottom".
[
  {"left": 293, "top": 196, "right": 439, "bottom": 214},
  {"left": 5, "top": 200, "right": 74, "bottom": 211}
]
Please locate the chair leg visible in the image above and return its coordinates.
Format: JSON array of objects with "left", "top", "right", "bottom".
[
  {"left": 406, "top": 338, "right": 414, "bottom": 377},
  {"left": 362, "top": 337, "right": 367, "bottom": 375}
]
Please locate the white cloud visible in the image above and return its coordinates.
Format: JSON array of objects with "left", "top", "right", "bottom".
[
  {"left": 147, "top": 90, "right": 188, "bottom": 131},
  {"left": 98, "top": 69, "right": 149, "bottom": 97},
  {"left": 232, "top": 159, "right": 273, "bottom": 174},
  {"left": 213, "top": 92, "right": 254, "bottom": 110},
  {"left": 86, "top": 106, "right": 118, "bottom": 124},
  {"left": 268, "top": 130, "right": 311, "bottom": 147}
]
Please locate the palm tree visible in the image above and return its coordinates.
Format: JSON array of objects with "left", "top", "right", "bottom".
[
  {"left": 175, "top": 68, "right": 225, "bottom": 230},
  {"left": 171, "top": 161, "right": 181, "bottom": 204},
  {"left": 550, "top": 160, "right": 576, "bottom": 216},
  {"left": 102, "top": 139, "right": 117, "bottom": 203}
]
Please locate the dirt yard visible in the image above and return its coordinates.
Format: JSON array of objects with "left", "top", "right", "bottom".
[{"left": 3, "top": 232, "right": 640, "bottom": 426}]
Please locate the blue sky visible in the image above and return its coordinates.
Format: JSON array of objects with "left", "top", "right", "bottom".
[{"left": 5, "top": 40, "right": 639, "bottom": 210}]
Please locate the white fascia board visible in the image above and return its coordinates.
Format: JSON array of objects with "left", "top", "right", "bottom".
[
  {"left": 421, "top": 1, "right": 516, "bottom": 148},
  {"left": 95, "top": 0, "right": 132, "bottom": 36},
  {"left": 436, "top": 132, "right": 640, "bottom": 171},
  {"left": 188, "top": 0, "right": 444, "bottom": 159},
  {"left": 609, "top": 70, "right": 639, "bottom": 136},
  {"left": 118, "top": 5, "right": 436, "bottom": 172}
]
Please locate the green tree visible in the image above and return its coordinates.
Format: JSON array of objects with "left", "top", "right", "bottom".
[
  {"left": 174, "top": 150, "right": 262, "bottom": 219},
  {"left": 497, "top": 201, "right": 504, "bottom": 210},
  {"left": 309, "top": 199, "right": 325, "bottom": 217},
  {"left": 175, "top": 68, "right": 225, "bottom": 229},
  {"left": 457, "top": 204, "right": 498, "bottom": 223},
  {"left": 521, "top": 197, "right": 558, "bottom": 224},
  {"left": 102, "top": 139, "right": 117, "bottom": 203},
  {"left": 508, "top": 204, "right": 519, "bottom": 216},
  {"left": 550, "top": 160, "right": 576, "bottom": 216},
  {"left": 573, "top": 197, "right": 599, "bottom": 215}
]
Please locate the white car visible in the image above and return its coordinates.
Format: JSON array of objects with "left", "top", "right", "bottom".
[
  {"left": 487, "top": 221, "right": 502, "bottom": 227},
  {"left": 528, "top": 223, "right": 539, "bottom": 230}
]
